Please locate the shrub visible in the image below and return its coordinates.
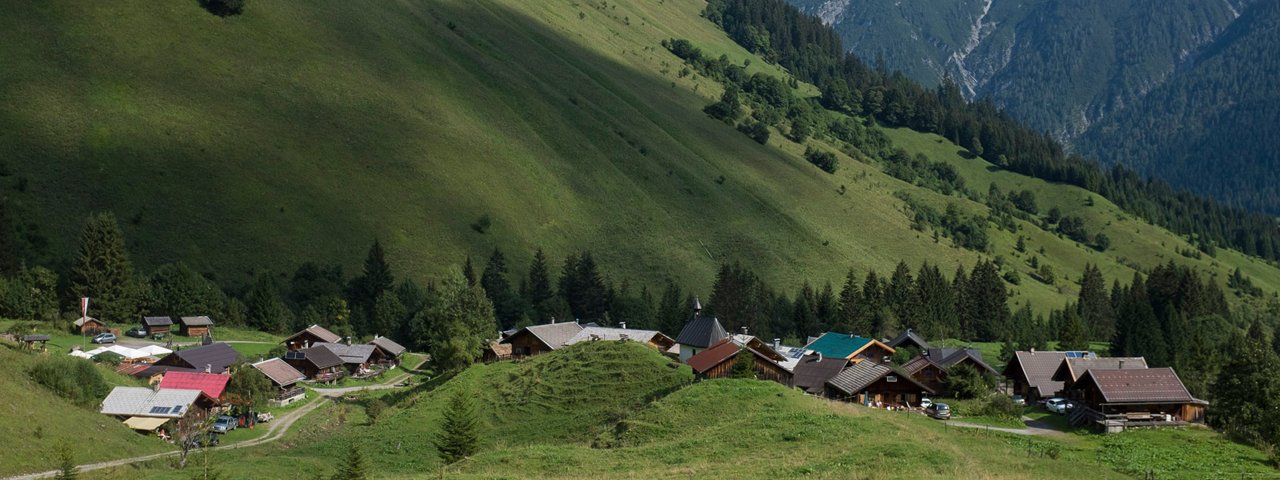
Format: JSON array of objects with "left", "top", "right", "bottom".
[
  {"left": 199, "top": 0, "right": 244, "bottom": 17},
  {"left": 804, "top": 147, "right": 838, "bottom": 174},
  {"left": 28, "top": 356, "right": 109, "bottom": 409},
  {"left": 737, "top": 120, "right": 770, "bottom": 144}
]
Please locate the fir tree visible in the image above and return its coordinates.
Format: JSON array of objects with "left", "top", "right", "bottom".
[
  {"left": 730, "top": 349, "right": 756, "bottom": 379},
  {"left": 952, "top": 265, "right": 972, "bottom": 339},
  {"left": 967, "top": 260, "right": 1010, "bottom": 341},
  {"left": 331, "top": 441, "right": 369, "bottom": 480},
  {"left": 245, "top": 273, "right": 293, "bottom": 334},
  {"left": 835, "top": 270, "right": 862, "bottom": 333},
  {"left": 886, "top": 261, "right": 919, "bottom": 330},
  {"left": 53, "top": 443, "right": 77, "bottom": 480},
  {"left": 656, "top": 279, "right": 685, "bottom": 337},
  {"left": 0, "top": 197, "right": 18, "bottom": 276},
  {"left": 480, "top": 248, "right": 519, "bottom": 329},
  {"left": 436, "top": 389, "right": 480, "bottom": 464},
  {"left": 1211, "top": 321, "right": 1280, "bottom": 444},
  {"left": 1057, "top": 308, "right": 1090, "bottom": 351},
  {"left": 915, "top": 263, "right": 956, "bottom": 339},
  {"left": 525, "top": 249, "right": 555, "bottom": 324},
  {"left": 356, "top": 240, "right": 394, "bottom": 318},
  {"left": 1077, "top": 264, "right": 1113, "bottom": 340},
  {"left": 792, "top": 283, "right": 817, "bottom": 339},
  {"left": 462, "top": 256, "right": 476, "bottom": 286},
  {"left": 814, "top": 282, "right": 837, "bottom": 332},
  {"left": 860, "top": 271, "right": 883, "bottom": 334},
  {"left": 69, "top": 212, "right": 139, "bottom": 323}
]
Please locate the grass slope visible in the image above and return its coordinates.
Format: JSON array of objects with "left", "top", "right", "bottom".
[
  {"left": 3, "top": 0, "right": 1280, "bottom": 311},
  {"left": 0, "top": 346, "right": 172, "bottom": 477}
]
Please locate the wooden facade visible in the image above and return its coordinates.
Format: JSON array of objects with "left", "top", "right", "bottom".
[
  {"left": 851, "top": 342, "right": 895, "bottom": 364},
  {"left": 837, "top": 377, "right": 929, "bottom": 406},
  {"left": 503, "top": 329, "right": 554, "bottom": 357},
  {"left": 700, "top": 351, "right": 793, "bottom": 386},
  {"left": 184, "top": 325, "right": 210, "bottom": 337},
  {"left": 908, "top": 362, "right": 946, "bottom": 394},
  {"left": 76, "top": 317, "right": 107, "bottom": 334},
  {"left": 146, "top": 324, "right": 170, "bottom": 336}
]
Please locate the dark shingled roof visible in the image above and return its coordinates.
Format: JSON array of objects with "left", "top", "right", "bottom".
[
  {"left": 22, "top": 334, "right": 51, "bottom": 342},
  {"left": 297, "top": 346, "right": 344, "bottom": 369},
  {"left": 675, "top": 314, "right": 729, "bottom": 349},
  {"left": 900, "top": 355, "right": 937, "bottom": 375},
  {"left": 1079, "top": 367, "right": 1196, "bottom": 404},
  {"left": 143, "top": 316, "right": 173, "bottom": 327},
  {"left": 180, "top": 316, "right": 214, "bottom": 327},
  {"left": 167, "top": 343, "right": 240, "bottom": 373},
  {"left": 1051, "top": 357, "right": 1148, "bottom": 383},
  {"left": 314, "top": 342, "right": 376, "bottom": 364},
  {"left": 827, "top": 361, "right": 935, "bottom": 395},
  {"left": 686, "top": 339, "right": 744, "bottom": 374},
  {"left": 887, "top": 329, "right": 931, "bottom": 350},
  {"left": 283, "top": 325, "right": 342, "bottom": 345},
  {"left": 1003, "top": 351, "right": 1067, "bottom": 396},
  {"left": 928, "top": 348, "right": 999, "bottom": 376},
  {"left": 791, "top": 354, "right": 849, "bottom": 394},
  {"left": 369, "top": 336, "right": 406, "bottom": 356}
]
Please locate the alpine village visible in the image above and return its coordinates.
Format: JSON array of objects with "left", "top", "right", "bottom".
[{"left": 3, "top": 0, "right": 1280, "bottom": 479}]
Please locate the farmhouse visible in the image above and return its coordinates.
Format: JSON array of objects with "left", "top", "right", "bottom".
[
  {"left": 482, "top": 342, "right": 513, "bottom": 363},
  {"left": 887, "top": 329, "right": 931, "bottom": 351},
  {"left": 368, "top": 335, "right": 406, "bottom": 365},
  {"left": 686, "top": 337, "right": 792, "bottom": 385},
  {"left": 314, "top": 342, "right": 378, "bottom": 375},
  {"left": 252, "top": 358, "right": 308, "bottom": 405},
  {"left": 674, "top": 299, "right": 729, "bottom": 362},
  {"left": 563, "top": 326, "right": 676, "bottom": 351},
  {"left": 804, "top": 332, "right": 895, "bottom": 364},
  {"left": 143, "top": 316, "right": 173, "bottom": 336},
  {"left": 146, "top": 343, "right": 241, "bottom": 375},
  {"left": 179, "top": 316, "right": 214, "bottom": 337},
  {"left": 827, "top": 360, "right": 935, "bottom": 407},
  {"left": 791, "top": 353, "right": 849, "bottom": 395},
  {"left": 283, "top": 325, "right": 343, "bottom": 351},
  {"left": 100, "top": 387, "right": 209, "bottom": 432},
  {"left": 900, "top": 355, "right": 948, "bottom": 394},
  {"left": 1051, "top": 357, "right": 1148, "bottom": 395},
  {"left": 73, "top": 316, "right": 107, "bottom": 334},
  {"left": 283, "top": 346, "right": 345, "bottom": 382},
  {"left": 157, "top": 371, "right": 230, "bottom": 402},
  {"left": 1002, "top": 350, "right": 1068, "bottom": 401},
  {"left": 500, "top": 321, "right": 584, "bottom": 357},
  {"left": 1065, "top": 367, "right": 1208, "bottom": 432}
]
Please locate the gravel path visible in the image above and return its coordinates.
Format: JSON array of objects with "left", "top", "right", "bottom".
[{"left": 943, "top": 415, "right": 1066, "bottom": 436}]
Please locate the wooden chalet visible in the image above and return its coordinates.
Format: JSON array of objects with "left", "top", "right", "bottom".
[
  {"left": 686, "top": 337, "right": 792, "bottom": 385},
  {"left": 674, "top": 299, "right": 729, "bottom": 362},
  {"left": 1065, "top": 367, "right": 1207, "bottom": 432},
  {"left": 499, "top": 321, "right": 585, "bottom": 357},
  {"left": 146, "top": 343, "right": 241, "bottom": 376},
  {"left": 100, "top": 387, "right": 213, "bottom": 432},
  {"left": 252, "top": 358, "right": 308, "bottom": 405},
  {"left": 791, "top": 353, "right": 850, "bottom": 395},
  {"left": 902, "top": 348, "right": 999, "bottom": 396},
  {"left": 179, "top": 316, "right": 214, "bottom": 337},
  {"left": 283, "top": 346, "right": 345, "bottom": 382},
  {"left": 804, "top": 332, "right": 896, "bottom": 364},
  {"left": 314, "top": 342, "right": 379, "bottom": 376},
  {"left": 143, "top": 316, "right": 173, "bottom": 336},
  {"left": 900, "top": 356, "right": 948, "bottom": 394},
  {"left": 827, "top": 361, "right": 935, "bottom": 407},
  {"left": 482, "top": 342, "right": 513, "bottom": 363},
  {"left": 1002, "top": 350, "right": 1068, "bottom": 401},
  {"left": 1051, "top": 357, "right": 1148, "bottom": 400},
  {"left": 887, "top": 329, "right": 931, "bottom": 351},
  {"left": 73, "top": 316, "right": 107, "bottom": 334},
  {"left": 368, "top": 335, "right": 406, "bottom": 365},
  {"left": 564, "top": 326, "right": 676, "bottom": 351},
  {"left": 283, "top": 325, "right": 343, "bottom": 351}
]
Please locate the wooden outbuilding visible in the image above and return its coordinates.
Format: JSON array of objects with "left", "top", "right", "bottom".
[
  {"left": 283, "top": 346, "right": 345, "bottom": 382},
  {"left": 73, "top": 316, "right": 107, "bottom": 334},
  {"left": 143, "top": 316, "right": 173, "bottom": 336},
  {"left": 282, "top": 325, "right": 343, "bottom": 351},
  {"left": 368, "top": 335, "right": 407, "bottom": 366},
  {"left": 1002, "top": 350, "right": 1068, "bottom": 401},
  {"left": 500, "top": 321, "right": 585, "bottom": 358},
  {"left": 20, "top": 334, "right": 50, "bottom": 351},
  {"left": 179, "top": 316, "right": 214, "bottom": 337},
  {"left": 686, "top": 337, "right": 792, "bottom": 385},
  {"left": 827, "top": 361, "right": 935, "bottom": 407},
  {"left": 1065, "top": 367, "right": 1207, "bottom": 431}
]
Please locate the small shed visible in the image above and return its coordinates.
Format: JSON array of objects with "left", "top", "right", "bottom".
[
  {"left": 482, "top": 342, "right": 513, "bottom": 363},
  {"left": 143, "top": 316, "right": 173, "bottom": 336},
  {"left": 500, "top": 321, "right": 585, "bottom": 358},
  {"left": 73, "top": 316, "right": 107, "bottom": 334},
  {"left": 20, "top": 334, "right": 51, "bottom": 351},
  {"left": 179, "top": 316, "right": 214, "bottom": 337},
  {"left": 686, "top": 338, "right": 792, "bottom": 386},
  {"left": 368, "top": 335, "right": 407, "bottom": 365},
  {"left": 282, "top": 325, "right": 343, "bottom": 351}
]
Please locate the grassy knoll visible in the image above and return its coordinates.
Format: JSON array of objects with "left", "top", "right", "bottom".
[
  {"left": 0, "top": 345, "right": 172, "bottom": 477},
  {"left": 5, "top": 0, "right": 1279, "bottom": 311}
]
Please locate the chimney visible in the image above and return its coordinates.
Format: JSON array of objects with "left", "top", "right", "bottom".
[
  {"left": 1030, "top": 348, "right": 1036, "bottom": 355},
  {"left": 817, "top": 352, "right": 823, "bottom": 362},
  {"left": 693, "top": 296, "right": 702, "bottom": 312},
  {"left": 205, "top": 364, "right": 212, "bottom": 373},
  {"left": 741, "top": 326, "right": 749, "bottom": 335},
  {"left": 773, "top": 338, "right": 781, "bottom": 350},
  {"left": 620, "top": 321, "right": 627, "bottom": 329}
]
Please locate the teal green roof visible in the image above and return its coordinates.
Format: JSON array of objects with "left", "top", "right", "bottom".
[{"left": 804, "top": 332, "right": 874, "bottom": 358}]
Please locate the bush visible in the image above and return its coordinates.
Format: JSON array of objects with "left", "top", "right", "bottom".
[
  {"left": 977, "top": 394, "right": 1022, "bottom": 419},
  {"left": 29, "top": 356, "right": 109, "bottom": 408},
  {"left": 944, "top": 364, "right": 995, "bottom": 399},
  {"left": 737, "top": 120, "right": 770, "bottom": 144},
  {"left": 199, "top": 0, "right": 244, "bottom": 17},
  {"left": 366, "top": 399, "right": 387, "bottom": 424},
  {"left": 804, "top": 147, "right": 838, "bottom": 174}
]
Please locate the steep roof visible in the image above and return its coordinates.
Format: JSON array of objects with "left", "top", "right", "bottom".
[
  {"left": 791, "top": 354, "right": 849, "bottom": 394},
  {"left": 252, "top": 358, "right": 306, "bottom": 387},
  {"left": 369, "top": 336, "right": 406, "bottom": 356},
  {"left": 887, "top": 329, "right": 931, "bottom": 350},
  {"left": 100, "top": 387, "right": 202, "bottom": 418},
  {"left": 167, "top": 343, "right": 241, "bottom": 373},
  {"left": 686, "top": 338, "right": 744, "bottom": 374},
  {"left": 929, "top": 348, "right": 999, "bottom": 375},
  {"left": 1052, "top": 357, "right": 1149, "bottom": 383},
  {"left": 288, "top": 346, "right": 344, "bottom": 369},
  {"left": 180, "top": 316, "right": 214, "bottom": 327},
  {"left": 74, "top": 316, "right": 103, "bottom": 327},
  {"left": 143, "top": 316, "right": 173, "bottom": 326},
  {"left": 900, "top": 355, "right": 938, "bottom": 375},
  {"left": 564, "top": 327, "right": 675, "bottom": 348},
  {"left": 804, "top": 332, "right": 879, "bottom": 359},
  {"left": 518, "top": 322, "right": 586, "bottom": 350},
  {"left": 675, "top": 314, "right": 728, "bottom": 348},
  {"left": 827, "top": 361, "right": 935, "bottom": 396},
  {"left": 283, "top": 325, "right": 342, "bottom": 345},
  {"left": 158, "top": 372, "right": 230, "bottom": 399},
  {"left": 1079, "top": 367, "right": 1197, "bottom": 404},
  {"left": 771, "top": 344, "right": 811, "bottom": 372},
  {"left": 314, "top": 342, "right": 376, "bottom": 364},
  {"left": 1004, "top": 351, "right": 1067, "bottom": 396}
]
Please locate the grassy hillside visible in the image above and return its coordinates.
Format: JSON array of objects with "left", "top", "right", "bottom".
[
  {"left": 4, "top": 0, "right": 1280, "bottom": 311},
  {"left": 76, "top": 344, "right": 1276, "bottom": 479},
  {"left": 0, "top": 345, "right": 172, "bottom": 477}
]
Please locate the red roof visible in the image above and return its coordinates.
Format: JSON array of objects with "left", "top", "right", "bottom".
[
  {"left": 686, "top": 339, "right": 740, "bottom": 374},
  {"left": 1080, "top": 367, "right": 1195, "bottom": 404},
  {"left": 158, "top": 371, "right": 230, "bottom": 399}
]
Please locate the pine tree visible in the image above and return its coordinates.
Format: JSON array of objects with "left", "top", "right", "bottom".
[
  {"left": 436, "top": 389, "right": 480, "bottom": 464},
  {"left": 245, "top": 273, "right": 293, "bottom": 334},
  {"left": 886, "top": 261, "right": 918, "bottom": 330},
  {"left": 462, "top": 256, "right": 476, "bottom": 286},
  {"left": 952, "top": 265, "right": 971, "bottom": 339},
  {"left": 792, "top": 283, "right": 817, "bottom": 339},
  {"left": 356, "top": 240, "right": 394, "bottom": 317},
  {"left": 967, "top": 260, "right": 1010, "bottom": 341},
  {"left": 1077, "top": 264, "right": 1113, "bottom": 340},
  {"left": 730, "top": 348, "right": 756, "bottom": 379},
  {"left": 1211, "top": 321, "right": 1280, "bottom": 444},
  {"left": 814, "top": 282, "right": 837, "bottom": 332},
  {"left": 480, "top": 248, "right": 519, "bottom": 329},
  {"left": 1057, "top": 308, "right": 1090, "bottom": 351},
  {"left": 525, "top": 249, "right": 555, "bottom": 324},
  {"left": 859, "top": 271, "right": 883, "bottom": 334},
  {"left": 69, "top": 212, "right": 139, "bottom": 323},
  {"left": 656, "top": 279, "right": 685, "bottom": 337},
  {"left": 835, "top": 270, "right": 862, "bottom": 333},
  {"left": 915, "top": 263, "right": 956, "bottom": 339},
  {"left": 331, "top": 441, "right": 369, "bottom": 480},
  {"left": 53, "top": 443, "right": 77, "bottom": 480}
]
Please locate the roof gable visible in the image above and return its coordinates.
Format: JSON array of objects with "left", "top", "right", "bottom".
[
  {"left": 804, "top": 332, "right": 877, "bottom": 359},
  {"left": 294, "top": 346, "right": 344, "bottom": 369},
  {"left": 284, "top": 325, "right": 342, "bottom": 344},
  {"left": 675, "top": 314, "right": 729, "bottom": 348},
  {"left": 180, "top": 316, "right": 214, "bottom": 326},
  {"left": 686, "top": 338, "right": 742, "bottom": 374},
  {"left": 827, "top": 361, "right": 935, "bottom": 395},
  {"left": 792, "top": 354, "right": 849, "bottom": 394},
  {"left": 887, "top": 329, "right": 931, "bottom": 350},
  {"left": 314, "top": 343, "right": 376, "bottom": 364},
  {"left": 252, "top": 358, "right": 306, "bottom": 386},
  {"left": 158, "top": 372, "right": 230, "bottom": 399},
  {"left": 143, "top": 316, "right": 173, "bottom": 326},
  {"left": 1052, "top": 357, "right": 1148, "bottom": 383},
  {"left": 369, "top": 336, "right": 406, "bottom": 356},
  {"left": 1080, "top": 367, "right": 1195, "bottom": 404},
  {"left": 1005, "top": 351, "right": 1067, "bottom": 395}
]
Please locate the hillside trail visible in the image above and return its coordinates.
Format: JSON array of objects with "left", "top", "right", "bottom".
[
  {"left": 943, "top": 415, "right": 1066, "bottom": 436},
  {"left": 4, "top": 359, "right": 427, "bottom": 480}
]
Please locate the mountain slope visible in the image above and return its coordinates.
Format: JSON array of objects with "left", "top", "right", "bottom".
[{"left": 2, "top": 0, "right": 1280, "bottom": 312}]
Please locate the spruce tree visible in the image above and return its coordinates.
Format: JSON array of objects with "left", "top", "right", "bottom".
[
  {"left": 436, "top": 389, "right": 480, "bottom": 464},
  {"left": 371, "top": 293, "right": 406, "bottom": 337},
  {"left": 331, "top": 441, "right": 369, "bottom": 480},
  {"left": 70, "top": 212, "right": 139, "bottom": 323},
  {"left": 792, "top": 283, "right": 817, "bottom": 339},
  {"left": 886, "top": 261, "right": 918, "bottom": 330},
  {"left": 1077, "top": 264, "right": 1113, "bottom": 340},
  {"left": 0, "top": 197, "right": 18, "bottom": 276},
  {"left": 835, "top": 270, "right": 862, "bottom": 333},
  {"left": 245, "top": 273, "right": 293, "bottom": 334},
  {"left": 730, "top": 349, "right": 756, "bottom": 379},
  {"left": 915, "top": 263, "right": 956, "bottom": 339},
  {"left": 655, "top": 279, "right": 684, "bottom": 337},
  {"left": 859, "top": 271, "right": 883, "bottom": 334},
  {"left": 53, "top": 443, "right": 77, "bottom": 480},
  {"left": 814, "top": 282, "right": 837, "bottom": 332},
  {"left": 1057, "top": 308, "right": 1090, "bottom": 351},
  {"left": 967, "top": 260, "right": 1010, "bottom": 341},
  {"left": 525, "top": 249, "right": 555, "bottom": 324},
  {"left": 480, "top": 248, "right": 518, "bottom": 329},
  {"left": 952, "top": 265, "right": 971, "bottom": 339},
  {"left": 462, "top": 256, "right": 476, "bottom": 286},
  {"left": 1211, "top": 321, "right": 1280, "bottom": 444},
  {"left": 357, "top": 240, "right": 394, "bottom": 315}
]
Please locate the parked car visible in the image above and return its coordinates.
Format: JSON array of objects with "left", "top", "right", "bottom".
[
  {"left": 125, "top": 327, "right": 147, "bottom": 338},
  {"left": 190, "top": 432, "right": 220, "bottom": 448},
  {"left": 211, "top": 416, "right": 238, "bottom": 434},
  {"left": 91, "top": 333, "right": 117, "bottom": 344},
  {"left": 919, "top": 397, "right": 933, "bottom": 409},
  {"left": 926, "top": 403, "right": 951, "bottom": 420},
  {"left": 1011, "top": 395, "right": 1026, "bottom": 406},
  {"left": 1045, "top": 398, "right": 1073, "bottom": 414}
]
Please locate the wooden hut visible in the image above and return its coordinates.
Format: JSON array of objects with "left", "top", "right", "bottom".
[
  {"left": 282, "top": 325, "right": 342, "bottom": 351},
  {"left": 179, "top": 316, "right": 214, "bottom": 337},
  {"left": 686, "top": 338, "right": 792, "bottom": 385},
  {"left": 827, "top": 361, "right": 935, "bottom": 407},
  {"left": 143, "top": 316, "right": 173, "bottom": 336},
  {"left": 73, "top": 316, "right": 107, "bottom": 334}
]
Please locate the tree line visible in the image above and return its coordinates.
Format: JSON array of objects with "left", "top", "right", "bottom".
[{"left": 700, "top": 0, "right": 1280, "bottom": 263}]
